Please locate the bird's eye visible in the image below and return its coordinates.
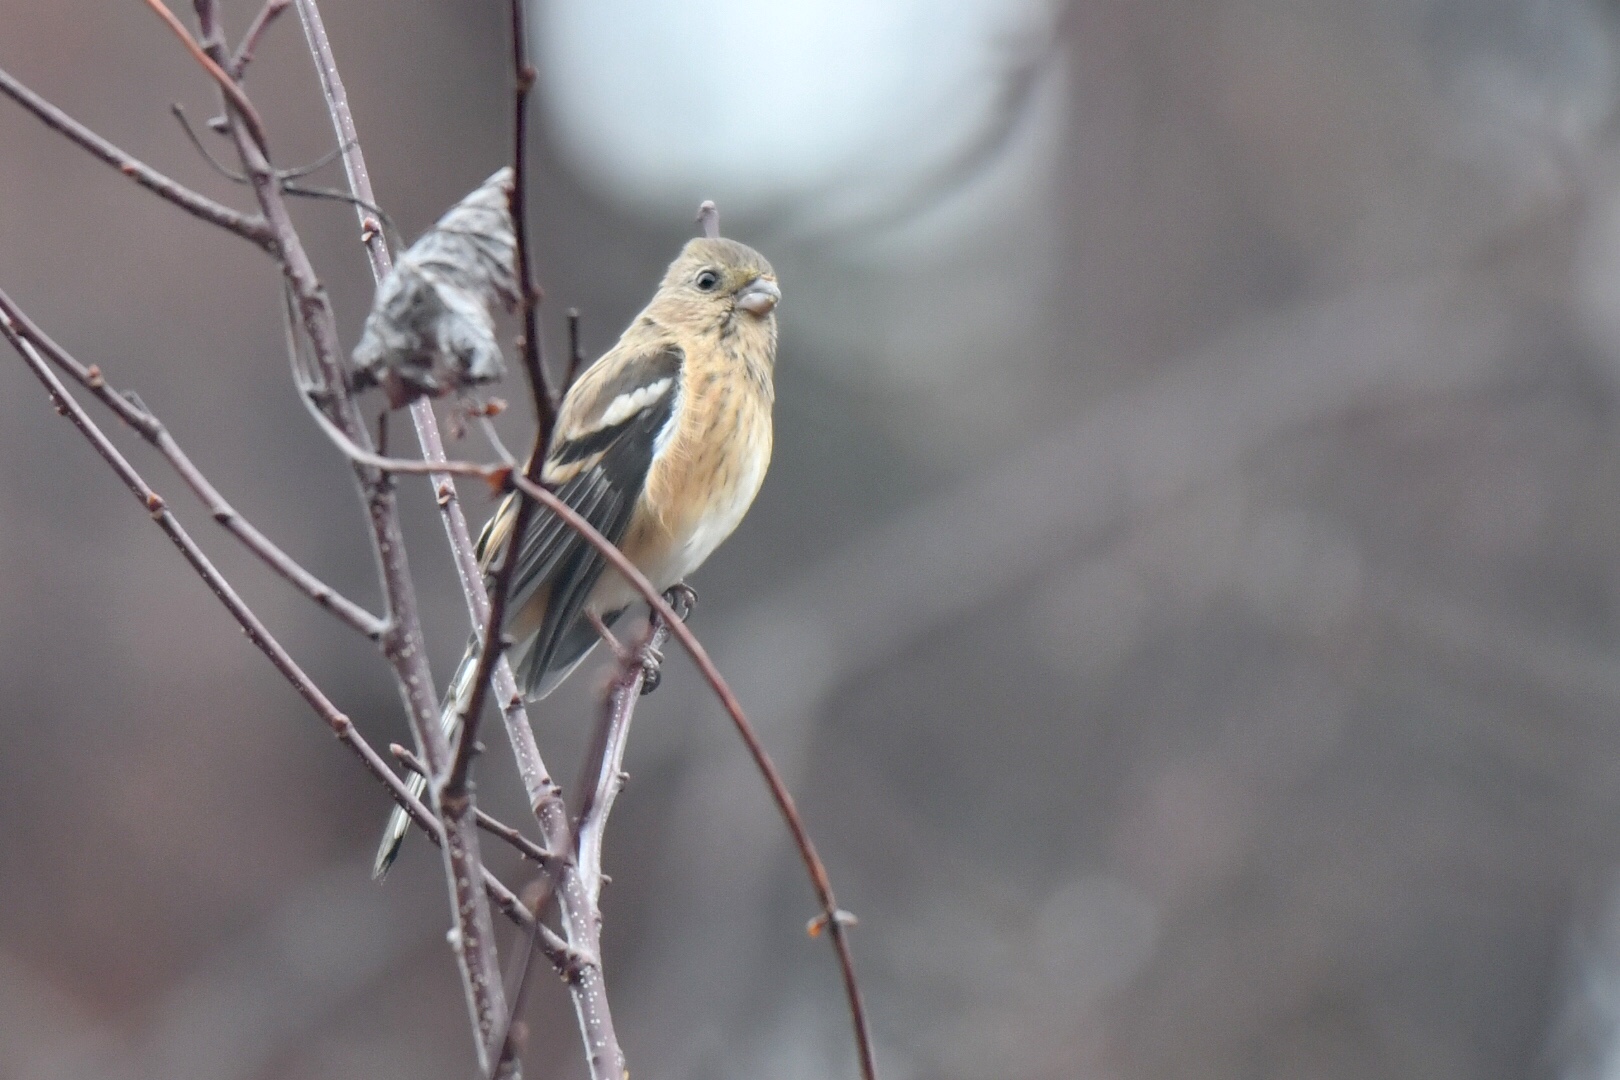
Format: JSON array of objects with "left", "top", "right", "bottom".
[{"left": 695, "top": 269, "right": 721, "bottom": 292}]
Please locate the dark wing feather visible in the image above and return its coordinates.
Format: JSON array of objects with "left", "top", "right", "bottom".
[{"left": 498, "top": 345, "right": 683, "bottom": 697}]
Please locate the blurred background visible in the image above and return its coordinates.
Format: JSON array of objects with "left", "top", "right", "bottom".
[{"left": 7, "top": 0, "right": 1620, "bottom": 1076}]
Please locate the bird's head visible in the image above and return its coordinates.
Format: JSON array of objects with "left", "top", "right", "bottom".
[{"left": 655, "top": 237, "right": 780, "bottom": 328}]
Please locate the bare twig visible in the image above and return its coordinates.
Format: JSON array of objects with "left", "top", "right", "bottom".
[
  {"left": 506, "top": 0, "right": 556, "bottom": 430},
  {"left": 0, "top": 302, "right": 554, "bottom": 952},
  {"left": 285, "top": 12, "right": 629, "bottom": 1078},
  {"left": 445, "top": 0, "right": 569, "bottom": 837},
  {"left": 295, "top": 423, "right": 879, "bottom": 1078},
  {"left": 441, "top": 0, "right": 565, "bottom": 944},
  {"left": 229, "top": 0, "right": 291, "bottom": 77},
  {"left": 170, "top": 101, "right": 250, "bottom": 179},
  {"left": 500, "top": 475, "right": 879, "bottom": 1080},
  {"left": 577, "top": 600, "right": 682, "bottom": 906},
  {"left": 286, "top": 8, "right": 563, "bottom": 927},
  {"left": 176, "top": 3, "right": 514, "bottom": 1069},
  {"left": 0, "top": 63, "right": 272, "bottom": 248},
  {"left": 0, "top": 285, "right": 387, "bottom": 641},
  {"left": 170, "top": 103, "right": 350, "bottom": 187},
  {"left": 697, "top": 200, "right": 720, "bottom": 239},
  {"left": 288, "top": 0, "right": 555, "bottom": 817},
  {"left": 391, "top": 745, "right": 559, "bottom": 870},
  {"left": 485, "top": 606, "right": 679, "bottom": 1080},
  {"left": 283, "top": 9, "right": 594, "bottom": 1079},
  {"left": 141, "top": 0, "right": 273, "bottom": 153},
  {"left": 283, "top": 8, "right": 872, "bottom": 1076}
]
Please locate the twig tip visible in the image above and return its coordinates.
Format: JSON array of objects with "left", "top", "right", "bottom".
[{"left": 696, "top": 200, "right": 720, "bottom": 239}]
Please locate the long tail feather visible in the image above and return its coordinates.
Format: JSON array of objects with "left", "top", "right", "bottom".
[{"left": 372, "top": 636, "right": 479, "bottom": 879}]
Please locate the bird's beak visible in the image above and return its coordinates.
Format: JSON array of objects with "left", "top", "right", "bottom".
[{"left": 737, "top": 277, "right": 781, "bottom": 316}]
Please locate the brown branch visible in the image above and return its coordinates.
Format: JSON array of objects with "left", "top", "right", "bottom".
[
  {"left": 391, "top": 745, "right": 559, "bottom": 870},
  {"left": 0, "top": 63, "right": 272, "bottom": 248},
  {"left": 285, "top": 9, "right": 871, "bottom": 1077},
  {"left": 284, "top": 11, "right": 621, "bottom": 1078},
  {"left": 328, "top": 429, "right": 883, "bottom": 1080},
  {"left": 176, "top": 4, "right": 514, "bottom": 1070},
  {"left": 444, "top": 0, "right": 565, "bottom": 888},
  {"left": 141, "top": 0, "right": 273, "bottom": 153},
  {"left": 487, "top": 608, "right": 678, "bottom": 1080},
  {"left": 449, "top": 586, "right": 620, "bottom": 1080},
  {"left": 500, "top": 474, "right": 879, "bottom": 1080},
  {"left": 0, "top": 301, "right": 560, "bottom": 955},
  {"left": 286, "top": 0, "right": 556, "bottom": 820},
  {"left": 506, "top": 0, "right": 556, "bottom": 432},
  {"left": 444, "top": 0, "right": 565, "bottom": 845},
  {"left": 575, "top": 605, "right": 679, "bottom": 904},
  {"left": 229, "top": 0, "right": 290, "bottom": 77},
  {"left": 0, "top": 285, "right": 387, "bottom": 641}
]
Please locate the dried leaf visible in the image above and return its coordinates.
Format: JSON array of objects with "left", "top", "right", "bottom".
[{"left": 351, "top": 168, "right": 519, "bottom": 408}]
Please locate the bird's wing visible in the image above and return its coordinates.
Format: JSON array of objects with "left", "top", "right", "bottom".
[{"left": 489, "top": 344, "right": 684, "bottom": 695}]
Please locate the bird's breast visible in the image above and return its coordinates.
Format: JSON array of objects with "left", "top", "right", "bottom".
[{"left": 628, "top": 380, "right": 773, "bottom": 592}]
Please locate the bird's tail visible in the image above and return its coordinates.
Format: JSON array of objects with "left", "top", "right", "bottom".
[{"left": 371, "top": 634, "right": 481, "bottom": 879}]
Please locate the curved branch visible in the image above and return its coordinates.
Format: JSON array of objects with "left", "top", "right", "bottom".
[
  {"left": 0, "top": 302, "right": 562, "bottom": 959},
  {"left": 0, "top": 63, "right": 272, "bottom": 248},
  {"left": 504, "top": 476, "right": 878, "bottom": 1080},
  {"left": 139, "top": 0, "right": 273, "bottom": 153},
  {"left": 0, "top": 285, "right": 387, "bottom": 640}
]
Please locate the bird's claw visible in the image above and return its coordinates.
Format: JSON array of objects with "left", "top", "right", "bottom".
[{"left": 662, "top": 583, "right": 697, "bottom": 623}]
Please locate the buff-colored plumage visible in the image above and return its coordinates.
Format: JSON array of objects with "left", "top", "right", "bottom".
[{"left": 374, "top": 234, "right": 779, "bottom": 877}]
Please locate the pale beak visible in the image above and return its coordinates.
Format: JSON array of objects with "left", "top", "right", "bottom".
[{"left": 737, "top": 277, "right": 781, "bottom": 316}]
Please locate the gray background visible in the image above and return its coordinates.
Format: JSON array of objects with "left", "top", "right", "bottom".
[{"left": 6, "top": 1, "right": 1620, "bottom": 1077}]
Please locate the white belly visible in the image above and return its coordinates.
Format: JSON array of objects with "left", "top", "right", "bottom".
[
  {"left": 669, "top": 444, "right": 768, "bottom": 582},
  {"left": 589, "top": 437, "right": 770, "bottom": 614}
]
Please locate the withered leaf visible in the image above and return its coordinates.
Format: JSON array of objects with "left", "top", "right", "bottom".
[{"left": 351, "top": 168, "right": 519, "bottom": 408}]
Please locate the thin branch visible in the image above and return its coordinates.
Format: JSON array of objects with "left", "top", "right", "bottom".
[
  {"left": 321, "top": 420, "right": 883, "bottom": 1079},
  {"left": 506, "top": 0, "right": 556, "bottom": 430},
  {"left": 445, "top": 0, "right": 566, "bottom": 843},
  {"left": 0, "top": 63, "right": 272, "bottom": 248},
  {"left": 485, "top": 605, "right": 679, "bottom": 1080},
  {"left": 285, "top": 14, "right": 610, "bottom": 1079},
  {"left": 444, "top": 523, "right": 525, "bottom": 797},
  {"left": 440, "top": 0, "right": 564, "bottom": 948},
  {"left": 697, "top": 199, "right": 720, "bottom": 239},
  {"left": 0, "top": 301, "right": 556, "bottom": 953},
  {"left": 392, "top": 745, "right": 559, "bottom": 870},
  {"left": 0, "top": 284, "right": 388, "bottom": 641},
  {"left": 229, "top": 0, "right": 291, "bottom": 77},
  {"left": 170, "top": 102, "right": 247, "bottom": 180},
  {"left": 183, "top": 3, "right": 513, "bottom": 1069},
  {"left": 497, "top": 474, "right": 879, "bottom": 1080},
  {"left": 576, "top": 600, "right": 681, "bottom": 908},
  {"left": 286, "top": 10, "right": 872, "bottom": 1079},
  {"left": 141, "top": 0, "right": 273, "bottom": 153},
  {"left": 288, "top": 0, "right": 556, "bottom": 820},
  {"left": 172, "top": 103, "right": 350, "bottom": 188}
]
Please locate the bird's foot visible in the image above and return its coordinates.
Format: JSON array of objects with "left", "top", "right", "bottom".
[
  {"left": 662, "top": 582, "right": 697, "bottom": 623},
  {"left": 637, "top": 584, "right": 696, "bottom": 695}
]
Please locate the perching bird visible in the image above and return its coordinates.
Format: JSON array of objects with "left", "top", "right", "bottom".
[{"left": 373, "top": 234, "right": 780, "bottom": 877}]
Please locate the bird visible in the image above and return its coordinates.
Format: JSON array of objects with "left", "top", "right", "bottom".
[{"left": 373, "top": 233, "right": 781, "bottom": 877}]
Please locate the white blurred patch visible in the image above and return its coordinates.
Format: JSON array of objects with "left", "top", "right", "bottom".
[
  {"left": 537, "top": 0, "right": 1060, "bottom": 222},
  {"left": 1552, "top": 874, "right": 1620, "bottom": 1080},
  {"left": 535, "top": 0, "right": 1072, "bottom": 454}
]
